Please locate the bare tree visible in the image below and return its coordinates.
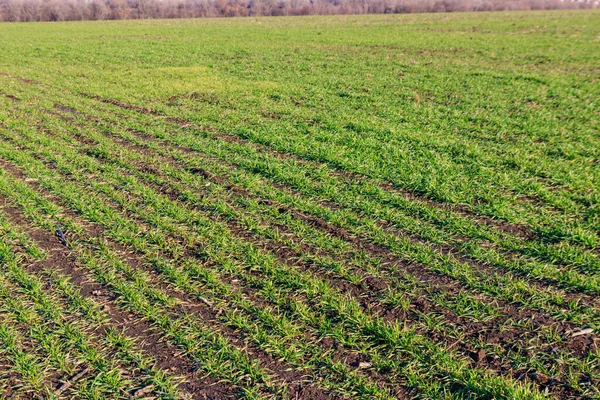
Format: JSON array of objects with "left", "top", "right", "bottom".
[{"left": 0, "top": 0, "right": 596, "bottom": 22}]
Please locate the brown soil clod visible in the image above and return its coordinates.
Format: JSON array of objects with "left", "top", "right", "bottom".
[
  {"left": 2, "top": 93, "right": 21, "bottom": 102},
  {"left": 53, "top": 103, "right": 78, "bottom": 115},
  {"left": 188, "top": 167, "right": 215, "bottom": 180},
  {"left": 471, "top": 348, "right": 486, "bottom": 363}
]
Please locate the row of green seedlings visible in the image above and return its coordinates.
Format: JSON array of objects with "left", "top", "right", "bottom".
[
  {"left": 5, "top": 76, "right": 599, "bottom": 274},
  {"left": 1, "top": 98, "right": 556, "bottom": 398},
  {"left": 4, "top": 92, "right": 600, "bottom": 396},
  {"left": 101, "top": 103, "right": 600, "bottom": 286},
  {"left": 13, "top": 82, "right": 600, "bottom": 334},
  {"left": 12, "top": 103, "right": 510, "bottom": 396},
  {"left": 156, "top": 85, "right": 600, "bottom": 250},
  {"left": 54, "top": 99, "right": 600, "bottom": 302},
  {"left": 99, "top": 89, "right": 600, "bottom": 254},
  {"left": 0, "top": 104, "right": 548, "bottom": 398},
  {"left": 4, "top": 79, "right": 600, "bottom": 390},
  {"left": 47, "top": 101, "right": 600, "bottom": 395},
  {"left": 1, "top": 105, "right": 409, "bottom": 399},
  {"left": 0, "top": 111, "right": 436, "bottom": 399},
  {"left": 23, "top": 90, "right": 600, "bottom": 327},
  {"left": 51, "top": 84, "right": 600, "bottom": 288},
  {"left": 33, "top": 98, "right": 600, "bottom": 394},
  {"left": 0, "top": 210, "right": 183, "bottom": 398},
  {"left": 0, "top": 213, "right": 181, "bottom": 398},
  {"left": 0, "top": 170, "right": 290, "bottom": 400},
  {"left": 120, "top": 104, "right": 600, "bottom": 274},
  {"left": 192, "top": 68, "right": 600, "bottom": 220},
  {"left": 24, "top": 106, "right": 568, "bottom": 392},
  {"left": 4, "top": 88, "right": 600, "bottom": 394},
  {"left": 4, "top": 102, "right": 413, "bottom": 399},
  {"left": 7, "top": 80, "right": 600, "bottom": 308},
  {"left": 4, "top": 72, "right": 598, "bottom": 266}
]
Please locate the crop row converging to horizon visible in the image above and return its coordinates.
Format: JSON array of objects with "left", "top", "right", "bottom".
[{"left": 0, "top": 10, "right": 599, "bottom": 399}]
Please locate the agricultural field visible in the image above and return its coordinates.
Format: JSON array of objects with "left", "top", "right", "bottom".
[{"left": 0, "top": 9, "right": 599, "bottom": 399}]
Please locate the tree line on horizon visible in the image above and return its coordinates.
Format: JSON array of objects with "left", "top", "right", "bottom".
[{"left": 0, "top": 0, "right": 596, "bottom": 22}]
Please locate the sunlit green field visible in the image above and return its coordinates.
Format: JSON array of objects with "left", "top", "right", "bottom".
[{"left": 0, "top": 10, "right": 599, "bottom": 399}]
